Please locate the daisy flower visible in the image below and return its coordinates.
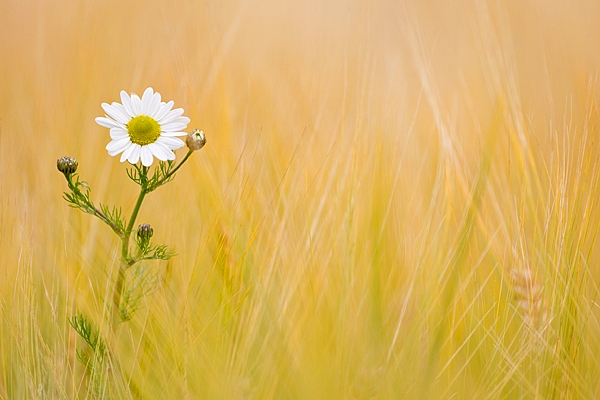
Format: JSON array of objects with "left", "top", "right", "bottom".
[{"left": 96, "top": 88, "right": 190, "bottom": 167}]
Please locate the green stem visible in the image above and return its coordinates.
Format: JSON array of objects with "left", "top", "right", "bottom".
[
  {"left": 125, "top": 188, "right": 148, "bottom": 241},
  {"left": 111, "top": 265, "right": 126, "bottom": 328},
  {"left": 159, "top": 150, "right": 193, "bottom": 185},
  {"left": 107, "top": 152, "right": 193, "bottom": 327},
  {"left": 111, "top": 170, "right": 149, "bottom": 328}
]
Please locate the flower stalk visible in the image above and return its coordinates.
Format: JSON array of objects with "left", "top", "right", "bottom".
[
  {"left": 59, "top": 128, "right": 205, "bottom": 328},
  {"left": 111, "top": 158, "right": 191, "bottom": 326},
  {"left": 58, "top": 89, "right": 206, "bottom": 397}
]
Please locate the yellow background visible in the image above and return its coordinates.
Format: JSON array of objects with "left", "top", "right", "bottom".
[{"left": 1, "top": 0, "right": 600, "bottom": 398}]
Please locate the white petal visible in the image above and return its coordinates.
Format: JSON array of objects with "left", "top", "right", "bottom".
[
  {"left": 149, "top": 142, "right": 175, "bottom": 160},
  {"left": 160, "top": 131, "right": 188, "bottom": 137},
  {"left": 174, "top": 116, "right": 191, "bottom": 125},
  {"left": 140, "top": 146, "right": 153, "bottom": 167},
  {"left": 146, "top": 143, "right": 165, "bottom": 161},
  {"left": 120, "top": 91, "right": 135, "bottom": 117},
  {"left": 131, "top": 94, "right": 142, "bottom": 115},
  {"left": 154, "top": 101, "right": 174, "bottom": 121},
  {"left": 157, "top": 136, "right": 185, "bottom": 150},
  {"left": 110, "top": 127, "right": 128, "bottom": 139},
  {"left": 120, "top": 143, "right": 135, "bottom": 162},
  {"left": 161, "top": 122, "right": 188, "bottom": 132},
  {"left": 163, "top": 146, "right": 177, "bottom": 160},
  {"left": 110, "top": 102, "right": 132, "bottom": 124},
  {"left": 147, "top": 92, "right": 162, "bottom": 117},
  {"left": 96, "top": 116, "right": 122, "bottom": 129},
  {"left": 158, "top": 108, "right": 185, "bottom": 125},
  {"left": 128, "top": 144, "right": 141, "bottom": 164},
  {"left": 141, "top": 88, "right": 154, "bottom": 114},
  {"left": 102, "top": 103, "right": 129, "bottom": 124},
  {"left": 147, "top": 143, "right": 167, "bottom": 161},
  {"left": 106, "top": 137, "right": 131, "bottom": 156}
]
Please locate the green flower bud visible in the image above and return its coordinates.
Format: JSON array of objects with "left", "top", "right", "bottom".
[
  {"left": 137, "top": 224, "right": 154, "bottom": 240},
  {"left": 186, "top": 129, "right": 207, "bottom": 151},
  {"left": 57, "top": 156, "right": 78, "bottom": 175}
]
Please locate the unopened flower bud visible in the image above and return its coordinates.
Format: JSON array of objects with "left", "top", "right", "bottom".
[
  {"left": 186, "top": 129, "right": 206, "bottom": 151},
  {"left": 57, "top": 156, "right": 78, "bottom": 175},
  {"left": 137, "top": 224, "right": 154, "bottom": 240}
]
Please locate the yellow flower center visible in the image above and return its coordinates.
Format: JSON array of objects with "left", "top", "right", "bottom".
[{"left": 126, "top": 115, "right": 161, "bottom": 145}]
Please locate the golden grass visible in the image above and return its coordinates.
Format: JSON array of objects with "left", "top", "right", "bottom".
[{"left": 2, "top": 0, "right": 600, "bottom": 398}]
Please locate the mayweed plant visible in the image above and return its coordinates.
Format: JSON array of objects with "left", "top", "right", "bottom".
[{"left": 58, "top": 88, "right": 206, "bottom": 336}]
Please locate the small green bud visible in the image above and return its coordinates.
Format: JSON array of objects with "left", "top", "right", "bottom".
[
  {"left": 137, "top": 224, "right": 154, "bottom": 240},
  {"left": 57, "top": 156, "right": 78, "bottom": 175},
  {"left": 186, "top": 129, "right": 206, "bottom": 151}
]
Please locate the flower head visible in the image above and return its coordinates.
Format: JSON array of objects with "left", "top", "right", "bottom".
[
  {"left": 96, "top": 88, "right": 190, "bottom": 167},
  {"left": 137, "top": 223, "right": 154, "bottom": 240},
  {"left": 136, "top": 223, "right": 154, "bottom": 250},
  {"left": 186, "top": 129, "right": 207, "bottom": 151},
  {"left": 57, "top": 156, "right": 78, "bottom": 175}
]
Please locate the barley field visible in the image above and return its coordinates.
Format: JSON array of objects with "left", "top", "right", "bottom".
[{"left": 1, "top": 0, "right": 600, "bottom": 399}]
